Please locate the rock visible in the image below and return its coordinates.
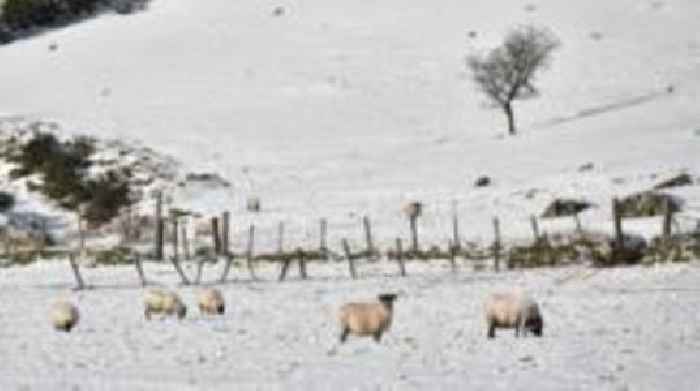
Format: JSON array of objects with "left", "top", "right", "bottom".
[
  {"left": 474, "top": 176, "right": 491, "bottom": 187},
  {"left": 617, "top": 191, "right": 681, "bottom": 217},
  {"left": 578, "top": 162, "right": 595, "bottom": 172},
  {"left": 653, "top": 173, "right": 692, "bottom": 190},
  {"left": 541, "top": 198, "right": 593, "bottom": 217},
  {"left": 246, "top": 196, "right": 261, "bottom": 212}
]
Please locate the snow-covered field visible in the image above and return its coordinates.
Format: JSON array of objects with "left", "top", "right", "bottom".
[
  {"left": 1, "top": 0, "right": 700, "bottom": 389},
  {"left": 1, "top": 261, "right": 700, "bottom": 390}
]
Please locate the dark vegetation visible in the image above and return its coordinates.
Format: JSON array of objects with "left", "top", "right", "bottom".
[
  {"left": 0, "top": 0, "right": 149, "bottom": 43},
  {"left": 7, "top": 131, "right": 134, "bottom": 228}
]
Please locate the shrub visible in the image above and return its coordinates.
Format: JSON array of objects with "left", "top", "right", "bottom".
[
  {"left": 8, "top": 131, "right": 134, "bottom": 228},
  {"left": 0, "top": 191, "right": 15, "bottom": 212}
]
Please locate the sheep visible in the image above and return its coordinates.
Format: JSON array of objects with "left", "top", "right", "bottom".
[
  {"left": 143, "top": 288, "right": 187, "bottom": 320},
  {"left": 338, "top": 293, "right": 397, "bottom": 343},
  {"left": 484, "top": 291, "right": 543, "bottom": 338},
  {"left": 50, "top": 301, "right": 79, "bottom": 332},
  {"left": 401, "top": 202, "right": 423, "bottom": 219},
  {"left": 198, "top": 288, "right": 225, "bottom": 315}
]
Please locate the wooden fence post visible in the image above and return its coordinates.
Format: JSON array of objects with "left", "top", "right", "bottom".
[
  {"left": 448, "top": 239, "right": 457, "bottom": 273},
  {"left": 297, "top": 247, "right": 308, "bottom": 280},
  {"left": 219, "top": 253, "right": 235, "bottom": 283},
  {"left": 154, "top": 191, "right": 163, "bottom": 261},
  {"left": 662, "top": 197, "right": 673, "bottom": 240},
  {"left": 133, "top": 253, "right": 147, "bottom": 287},
  {"left": 530, "top": 215, "right": 540, "bottom": 243},
  {"left": 320, "top": 218, "right": 328, "bottom": 259},
  {"left": 181, "top": 224, "right": 190, "bottom": 260},
  {"left": 195, "top": 257, "right": 206, "bottom": 285},
  {"left": 452, "top": 201, "right": 460, "bottom": 251},
  {"left": 396, "top": 238, "right": 406, "bottom": 277},
  {"left": 410, "top": 215, "right": 419, "bottom": 253},
  {"left": 612, "top": 198, "right": 624, "bottom": 249},
  {"left": 342, "top": 238, "right": 356, "bottom": 279},
  {"left": 277, "top": 221, "right": 285, "bottom": 254},
  {"left": 493, "top": 217, "right": 501, "bottom": 272},
  {"left": 171, "top": 216, "right": 179, "bottom": 261},
  {"left": 68, "top": 252, "right": 86, "bottom": 290},
  {"left": 363, "top": 216, "right": 375, "bottom": 259},
  {"left": 246, "top": 224, "right": 257, "bottom": 279},
  {"left": 170, "top": 254, "right": 190, "bottom": 285},
  {"left": 222, "top": 211, "right": 230, "bottom": 255},
  {"left": 211, "top": 217, "right": 221, "bottom": 255}
]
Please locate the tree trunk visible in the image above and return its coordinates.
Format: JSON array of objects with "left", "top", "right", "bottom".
[{"left": 504, "top": 102, "right": 516, "bottom": 135}]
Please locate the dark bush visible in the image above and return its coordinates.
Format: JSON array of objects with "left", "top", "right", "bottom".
[
  {"left": 9, "top": 131, "right": 133, "bottom": 227},
  {"left": 0, "top": 191, "right": 15, "bottom": 212}
]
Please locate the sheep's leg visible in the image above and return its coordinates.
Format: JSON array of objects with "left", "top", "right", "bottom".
[
  {"left": 487, "top": 322, "right": 496, "bottom": 338},
  {"left": 144, "top": 307, "right": 151, "bottom": 320},
  {"left": 373, "top": 331, "right": 382, "bottom": 343},
  {"left": 339, "top": 327, "right": 350, "bottom": 343}
]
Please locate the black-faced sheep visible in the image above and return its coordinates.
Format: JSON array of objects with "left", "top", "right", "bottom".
[
  {"left": 144, "top": 288, "right": 187, "bottom": 320},
  {"left": 198, "top": 288, "right": 225, "bottom": 315},
  {"left": 338, "top": 293, "right": 397, "bottom": 343},
  {"left": 50, "top": 301, "right": 79, "bottom": 332},
  {"left": 484, "top": 291, "right": 543, "bottom": 338}
]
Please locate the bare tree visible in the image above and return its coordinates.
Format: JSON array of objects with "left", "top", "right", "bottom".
[{"left": 467, "top": 25, "right": 560, "bottom": 135}]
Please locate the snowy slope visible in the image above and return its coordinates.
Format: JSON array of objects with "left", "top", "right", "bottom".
[{"left": 1, "top": 0, "right": 700, "bottom": 250}]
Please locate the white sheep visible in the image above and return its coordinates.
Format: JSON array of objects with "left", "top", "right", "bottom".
[
  {"left": 338, "top": 293, "right": 397, "bottom": 343},
  {"left": 50, "top": 300, "right": 80, "bottom": 332},
  {"left": 143, "top": 288, "right": 187, "bottom": 320},
  {"left": 198, "top": 288, "right": 225, "bottom": 315},
  {"left": 484, "top": 291, "right": 543, "bottom": 338}
]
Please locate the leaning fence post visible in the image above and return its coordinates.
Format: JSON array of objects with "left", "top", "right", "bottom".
[
  {"left": 219, "top": 253, "right": 235, "bottom": 283},
  {"left": 133, "top": 253, "right": 147, "bottom": 287},
  {"left": 278, "top": 256, "right": 292, "bottom": 282},
  {"left": 396, "top": 238, "right": 406, "bottom": 277},
  {"left": 68, "top": 252, "right": 86, "bottom": 290},
  {"left": 170, "top": 255, "right": 190, "bottom": 285},
  {"left": 493, "top": 217, "right": 501, "bottom": 272},
  {"left": 362, "top": 216, "right": 375, "bottom": 260},
  {"left": 342, "top": 238, "right": 357, "bottom": 279}
]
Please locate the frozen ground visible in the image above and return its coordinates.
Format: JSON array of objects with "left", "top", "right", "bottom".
[{"left": 1, "top": 261, "right": 700, "bottom": 390}]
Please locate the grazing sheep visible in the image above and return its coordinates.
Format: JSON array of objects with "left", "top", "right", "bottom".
[
  {"left": 198, "top": 288, "right": 225, "bottom": 315},
  {"left": 144, "top": 288, "right": 187, "bottom": 320},
  {"left": 339, "top": 293, "right": 397, "bottom": 343},
  {"left": 50, "top": 301, "right": 79, "bottom": 332},
  {"left": 484, "top": 291, "right": 543, "bottom": 338}
]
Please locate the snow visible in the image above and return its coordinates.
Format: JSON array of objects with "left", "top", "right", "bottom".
[
  {"left": 1, "top": 261, "right": 700, "bottom": 390},
  {"left": 1, "top": 0, "right": 700, "bottom": 388}
]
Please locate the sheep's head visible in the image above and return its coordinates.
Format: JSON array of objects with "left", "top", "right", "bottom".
[
  {"left": 177, "top": 303, "right": 187, "bottom": 319},
  {"left": 527, "top": 316, "right": 543, "bottom": 337},
  {"left": 378, "top": 293, "right": 398, "bottom": 308}
]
